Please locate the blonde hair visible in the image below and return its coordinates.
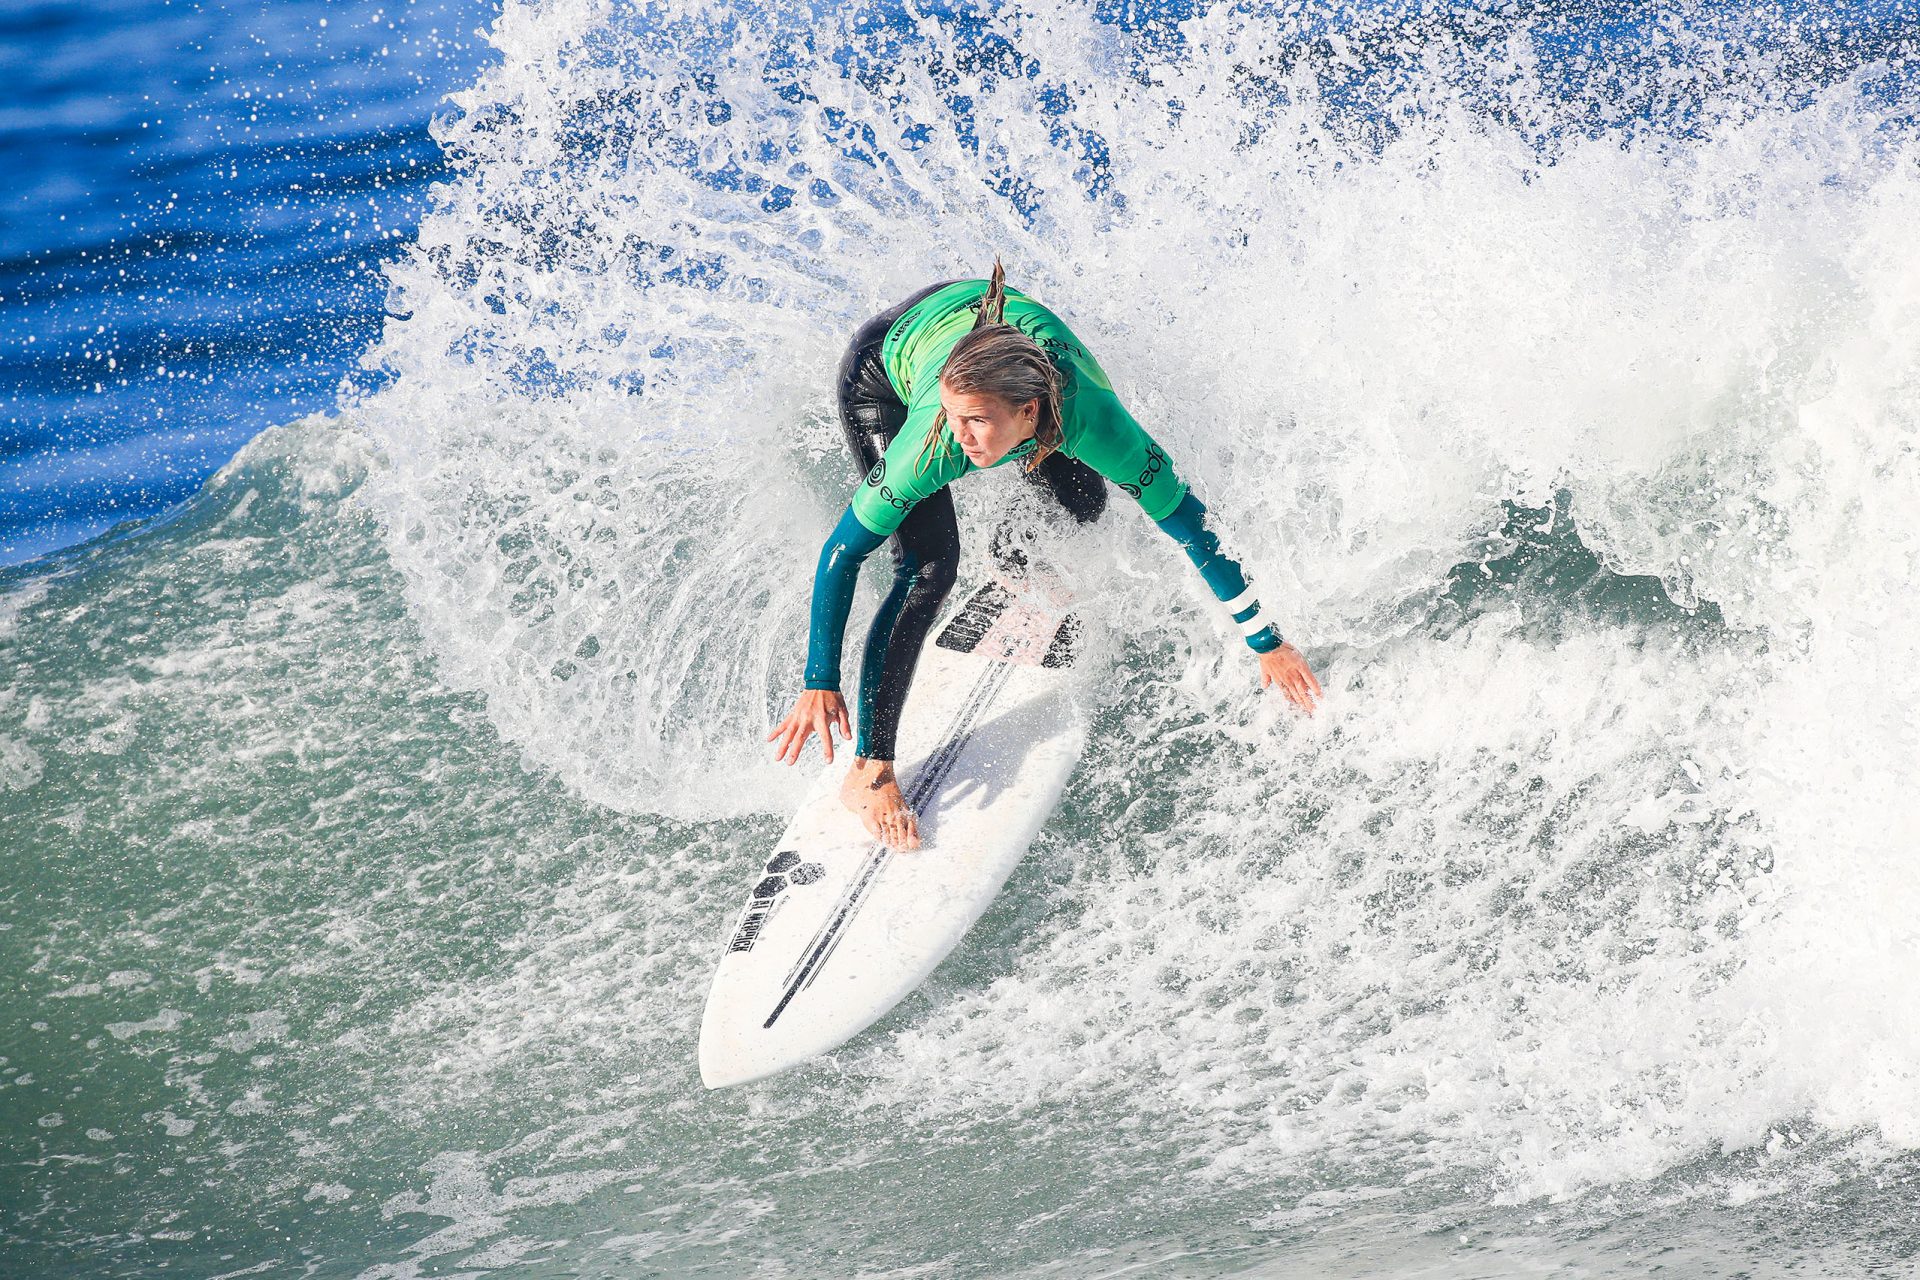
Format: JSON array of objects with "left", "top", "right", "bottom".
[{"left": 917, "top": 257, "right": 1064, "bottom": 476}]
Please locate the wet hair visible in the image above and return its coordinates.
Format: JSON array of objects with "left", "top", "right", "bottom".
[{"left": 918, "top": 258, "right": 1064, "bottom": 476}]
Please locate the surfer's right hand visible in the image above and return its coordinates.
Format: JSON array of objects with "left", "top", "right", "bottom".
[{"left": 768, "top": 689, "right": 853, "bottom": 765}]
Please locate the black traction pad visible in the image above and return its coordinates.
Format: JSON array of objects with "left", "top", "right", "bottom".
[{"left": 935, "top": 581, "right": 1077, "bottom": 668}]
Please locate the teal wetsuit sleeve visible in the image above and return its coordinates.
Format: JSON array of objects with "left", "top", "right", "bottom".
[
  {"left": 804, "top": 505, "right": 887, "bottom": 691},
  {"left": 1155, "top": 491, "right": 1283, "bottom": 653}
]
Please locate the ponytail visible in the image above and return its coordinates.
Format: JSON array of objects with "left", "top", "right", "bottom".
[{"left": 978, "top": 256, "right": 1009, "bottom": 327}]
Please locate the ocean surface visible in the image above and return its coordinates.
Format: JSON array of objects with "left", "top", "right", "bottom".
[
  {"left": 1, "top": 0, "right": 494, "bottom": 564},
  {"left": 5, "top": 1, "right": 1920, "bottom": 1276}
]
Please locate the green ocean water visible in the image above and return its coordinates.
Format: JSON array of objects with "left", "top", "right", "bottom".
[{"left": 4, "top": 421, "right": 1917, "bottom": 1277}]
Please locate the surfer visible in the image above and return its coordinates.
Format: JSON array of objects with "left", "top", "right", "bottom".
[{"left": 769, "top": 261, "right": 1322, "bottom": 850}]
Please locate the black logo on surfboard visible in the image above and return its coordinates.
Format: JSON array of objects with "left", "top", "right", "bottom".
[{"left": 728, "top": 852, "right": 828, "bottom": 954}]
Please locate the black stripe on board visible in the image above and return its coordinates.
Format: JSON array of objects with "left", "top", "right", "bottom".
[
  {"left": 762, "top": 659, "right": 1015, "bottom": 1030},
  {"left": 799, "top": 662, "right": 1015, "bottom": 997},
  {"left": 771, "top": 660, "right": 1009, "bottom": 996}
]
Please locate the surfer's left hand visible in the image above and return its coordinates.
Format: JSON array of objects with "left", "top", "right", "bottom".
[{"left": 1258, "top": 644, "right": 1321, "bottom": 713}]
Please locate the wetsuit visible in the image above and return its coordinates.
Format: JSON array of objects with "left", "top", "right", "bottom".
[{"left": 808, "top": 279, "right": 1284, "bottom": 760}]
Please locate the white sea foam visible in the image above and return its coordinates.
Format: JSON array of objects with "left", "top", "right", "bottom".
[{"left": 336, "top": 0, "right": 1919, "bottom": 1220}]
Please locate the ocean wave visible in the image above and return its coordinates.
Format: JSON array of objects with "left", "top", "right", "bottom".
[{"left": 4, "top": 2, "right": 1918, "bottom": 1274}]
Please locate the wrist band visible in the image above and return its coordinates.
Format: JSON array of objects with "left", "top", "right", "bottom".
[
  {"left": 1237, "top": 610, "right": 1275, "bottom": 637},
  {"left": 1219, "top": 577, "right": 1284, "bottom": 650}
]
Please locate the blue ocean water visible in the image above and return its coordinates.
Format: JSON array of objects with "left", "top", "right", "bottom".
[
  {"left": 5, "top": 2, "right": 1920, "bottom": 1277},
  {"left": 0, "top": 0, "right": 495, "bottom": 565}
]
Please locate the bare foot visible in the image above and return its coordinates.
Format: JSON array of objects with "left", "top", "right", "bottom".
[{"left": 840, "top": 757, "right": 921, "bottom": 850}]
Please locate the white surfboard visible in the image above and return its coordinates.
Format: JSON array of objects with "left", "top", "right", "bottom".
[{"left": 699, "top": 576, "right": 1088, "bottom": 1089}]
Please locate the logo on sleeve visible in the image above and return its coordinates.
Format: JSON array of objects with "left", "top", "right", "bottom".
[
  {"left": 862, "top": 458, "right": 911, "bottom": 512},
  {"left": 1119, "top": 443, "right": 1167, "bottom": 499}
]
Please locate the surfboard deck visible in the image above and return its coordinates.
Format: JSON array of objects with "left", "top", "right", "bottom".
[{"left": 698, "top": 576, "right": 1088, "bottom": 1089}]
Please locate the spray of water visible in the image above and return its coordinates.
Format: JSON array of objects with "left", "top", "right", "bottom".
[{"left": 331, "top": 0, "right": 1920, "bottom": 1208}]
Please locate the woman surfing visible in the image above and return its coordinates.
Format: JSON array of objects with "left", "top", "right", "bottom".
[{"left": 768, "top": 261, "right": 1322, "bottom": 849}]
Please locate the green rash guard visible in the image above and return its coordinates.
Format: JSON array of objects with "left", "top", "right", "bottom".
[
  {"left": 850, "top": 280, "right": 1188, "bottom": 536},
  {"left": 804, "top": 279, "right": 1285, "bottom": 701}
]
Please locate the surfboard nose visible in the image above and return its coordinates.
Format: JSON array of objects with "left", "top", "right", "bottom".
[
  {"left": 697, "top": 990, "right": 880, "bottom": 1089},
  {"left": 698, "top": 1036, "right": 756, "bottom": 1090},
  {"left": 697, "top": 990, "right": 758, "bottom": 1089}
]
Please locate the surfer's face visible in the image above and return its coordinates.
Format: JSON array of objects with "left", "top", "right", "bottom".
[{"left": 940, "top": 385, "right": 1038, "bottom": 467}]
